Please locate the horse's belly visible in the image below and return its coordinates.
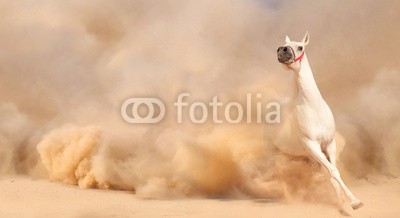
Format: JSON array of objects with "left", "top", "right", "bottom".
[
  {"left": 265, "top": 118, "right": 308, "bottom": 157},
  {"left": 273, "top": 137, "right": 308, "bottom": 156}
]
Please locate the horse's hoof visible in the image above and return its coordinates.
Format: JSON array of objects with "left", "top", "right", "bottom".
[{"left": 351, "top": 201, "right": 364, "bottom": 210}]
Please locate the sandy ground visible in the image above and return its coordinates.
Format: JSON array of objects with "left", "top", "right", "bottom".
[{"left": 0, "top": 176, "right": 399, "bottom": 218}]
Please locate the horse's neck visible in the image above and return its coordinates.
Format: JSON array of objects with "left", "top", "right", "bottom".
[{"left": 291, "top": 54, "right": 324, "bottom": 106}]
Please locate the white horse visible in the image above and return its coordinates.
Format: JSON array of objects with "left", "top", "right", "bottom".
[{"left": 267, "top": 32, "right": 363, "bottom": 210}]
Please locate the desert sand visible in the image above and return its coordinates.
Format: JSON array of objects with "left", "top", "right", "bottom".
[{"left": 1, "top": 176, "right": 399, "bottom": 218}]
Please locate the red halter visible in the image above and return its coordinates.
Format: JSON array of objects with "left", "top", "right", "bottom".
[{"left": 293, "top": 51, "right": 305, "bottom": 63}]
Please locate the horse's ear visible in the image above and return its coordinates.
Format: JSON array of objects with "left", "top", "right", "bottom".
[
  {"left": 302, "top": 31, "right": 310, "bottom": 46},
  {"left": 285, "top": 35, "right": 291, "bottom": 44}
]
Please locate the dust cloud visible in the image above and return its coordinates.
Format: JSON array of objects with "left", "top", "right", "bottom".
[{"left": 0, "top": 0, "right": 399, "bottom": 204}]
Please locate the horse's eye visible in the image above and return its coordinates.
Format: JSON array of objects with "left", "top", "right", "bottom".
[{"left": 298, "top": 46, "right": 303, "bottom": 51}]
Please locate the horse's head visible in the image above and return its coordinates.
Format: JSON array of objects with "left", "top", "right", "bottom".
[{"left": 277, "top": 31, "right": 309, "bottom": 71}]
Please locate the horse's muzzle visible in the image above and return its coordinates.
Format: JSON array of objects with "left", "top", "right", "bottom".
[{"left": 277, "top": 46, "right": 294, "bottom": 64}]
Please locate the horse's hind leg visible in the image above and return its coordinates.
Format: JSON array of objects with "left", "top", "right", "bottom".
[{"left": 326, "top": 139, "right": 337, "bottom": 167}]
